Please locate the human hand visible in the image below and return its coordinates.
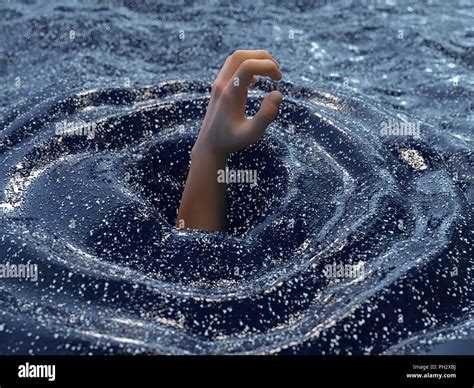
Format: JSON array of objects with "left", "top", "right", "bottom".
[
  {"left": 176, "top": 50, "right": 283, "bottom": 232},
  {"left": 192, "top": 50, "right": 283, "bottom": 159}
]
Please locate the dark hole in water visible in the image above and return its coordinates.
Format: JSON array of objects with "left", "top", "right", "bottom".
[{"left": 128, "top": 134, "right": 290, "bottom": 235}]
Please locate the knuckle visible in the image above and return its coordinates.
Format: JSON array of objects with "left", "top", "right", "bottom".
[
  {"left": 220, "top": 88, "right": 232, "bottom": 101},
  {"left": 211, "top": 82, "right": 224, "bottom": 97},
  {"left": 238, "top": 59, "right": 252, "bottom": 71},
  {"left": 231, "top": 50, "right": 243, "bottom": 62}
]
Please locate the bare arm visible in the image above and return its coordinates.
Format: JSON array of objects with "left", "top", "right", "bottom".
[{"left": 176, "top": 50, "right": 283, "bottom": 232}]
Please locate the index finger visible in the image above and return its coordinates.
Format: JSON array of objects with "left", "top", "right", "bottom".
[
  {"left": 227, "top": 59, "right": 282, "bottom": 102},
  {"left": 213, "top": 50, "right": 279, "bottom": 91}
]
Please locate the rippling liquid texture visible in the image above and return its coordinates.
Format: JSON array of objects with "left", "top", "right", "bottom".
[{"left": 0, "top": 0, "right": 472, "bottom": 354}]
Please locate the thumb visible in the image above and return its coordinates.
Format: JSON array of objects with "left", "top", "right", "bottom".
[{"left": 244, "top": 91, "right": 283, "bottom": 143}]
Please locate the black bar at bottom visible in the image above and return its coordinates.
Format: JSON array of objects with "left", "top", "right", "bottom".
[{"left": 0, "top": 355, "right": 471, "bottom": 386}]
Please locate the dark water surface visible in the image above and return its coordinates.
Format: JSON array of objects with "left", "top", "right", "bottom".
[{"left": 0, "top": 0, "right": 472, "bottom": 354}]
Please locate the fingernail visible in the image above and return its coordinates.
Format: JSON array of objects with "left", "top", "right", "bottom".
[{"left": 272, "top": 58, "right": 280, "bottom": 68}]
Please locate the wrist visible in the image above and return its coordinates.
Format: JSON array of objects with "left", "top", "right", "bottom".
[{"left": 191, "top": 138, "right": 228, "bottom": 164}]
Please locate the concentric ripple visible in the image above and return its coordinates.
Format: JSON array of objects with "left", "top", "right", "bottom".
[{"left": 0, "top": 80, "right": 471, "bottom": 355}]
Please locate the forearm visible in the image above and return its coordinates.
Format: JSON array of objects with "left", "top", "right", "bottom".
[
  {"left": 175, "top": 50, "right": 282, "bottom": 233},
  {"left": 176, "top": 143, "right": 228, "bottom": 232}
]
